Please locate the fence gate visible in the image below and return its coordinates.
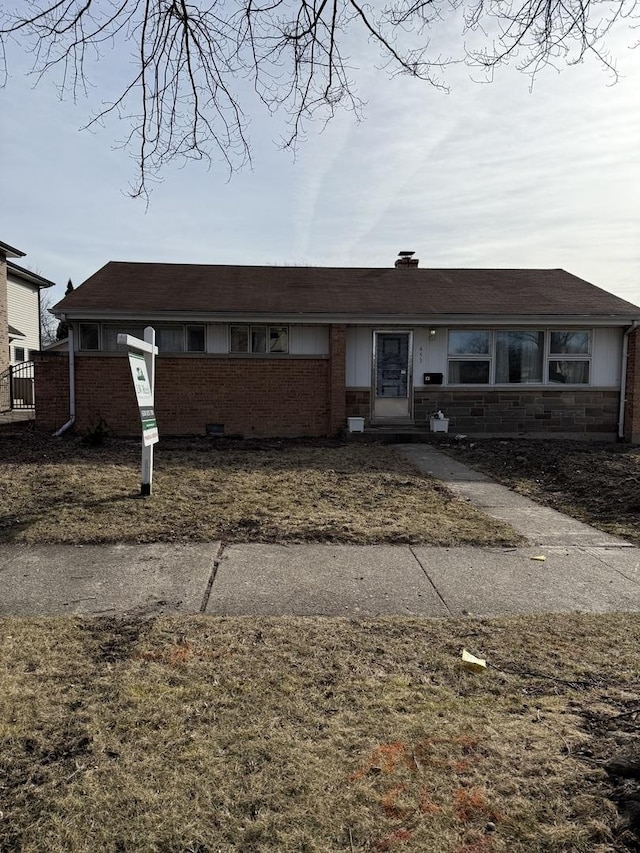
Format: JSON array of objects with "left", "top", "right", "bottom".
[{"left": 0, "top": 361, "right": 35, "bottom": 412}]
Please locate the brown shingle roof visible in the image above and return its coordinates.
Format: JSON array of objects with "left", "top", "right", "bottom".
[{"left": 54, "top": 262, "right": 640, "bottom": 318}]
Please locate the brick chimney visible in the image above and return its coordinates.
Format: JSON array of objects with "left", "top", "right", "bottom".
[{"left": 395, "top": 250, "right": 419, "bottom": 268}]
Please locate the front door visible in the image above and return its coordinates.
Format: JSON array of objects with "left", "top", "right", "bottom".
[{"left": 373, "top": 331, "right": 412, "bottom": 420}]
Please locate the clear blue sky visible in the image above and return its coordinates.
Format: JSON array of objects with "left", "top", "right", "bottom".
[{"left": 1, "top": 12, "right": 639, "bottom": 309}]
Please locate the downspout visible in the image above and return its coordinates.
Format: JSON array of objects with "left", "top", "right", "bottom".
[
  {"left": 54, "top": 321, "right": 75, "bottom": 436},
  {"left": 618, "top": 320, "right": 638, "bottom": 440}
]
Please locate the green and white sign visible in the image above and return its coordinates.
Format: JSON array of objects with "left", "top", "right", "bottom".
[
  {"left": 127, "top": 351, "right": 159, "bottom": 447},
  {"left": 118, "top": 328, "right": 159, "bottom": 495}
]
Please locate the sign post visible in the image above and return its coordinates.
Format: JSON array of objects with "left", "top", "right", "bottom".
[{"left": 117, "top": 327, "right": 159, "bottom": 496}]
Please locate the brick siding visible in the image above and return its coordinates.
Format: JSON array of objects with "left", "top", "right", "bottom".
[
  {"left": 35, "top": 342, "right": 638, "bottom": 441},
  {"left": 624, "top": 326, "right": 640, "bottom": 443},
  {"left": 35, "top": 353, "right": 332, "bottom": 437},
  {"left": 329, "top": 325, "right": 346, "bottom": 433}
]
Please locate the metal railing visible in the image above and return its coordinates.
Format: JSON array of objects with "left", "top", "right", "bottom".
[{"left": 0, "top": 361, "right": 35, "bottom": 412}]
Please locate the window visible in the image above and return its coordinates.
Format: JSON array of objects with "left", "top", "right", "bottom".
[
  {"left": 548, "top": 360, "right": 590, "bottom": 384},
  {"left": 448, "top": 330, "right": 490, "bottom": 354},
  {"left": 495, "top": 331, "right": 544, "bottom": 384},
  {"left": 230, "top": 326, "right": 249, "bottom": 352},
  {"left": 103, "top": 326, "right": 145, "bottom": 351},
  {"left": 252, "top": 326, "right": 267, "bottom": 353},
  {"left": 447, "top": 329, "right": 592, "bottom": 386},
  {"left": 550, "top": 331, "right": 590, "bottom": 355},
  {"left": 448, "top": 360, "right": 490, "bottom": 384},
  {"left": 157, "top": 327, "right": 185, "bottom": 353},
  {"left": 187, "top": 325, "right": 206, "bottom": 352},
  {"left": 447, "top": 330, "right": 491, "bottom": 384},
  {"left": 548, "top": 330, "right": 591, "bottom": 384},
  {"left": 229, "top": 325, "right": 289, "bottom": 354},
  {"left": 13, "top": 346, "right": 25, "bottom": 363},
  {"left": 79, "top": 323, "right": 99, "bottom": 350},
  {"left": 270, "top": 326, "right": 289, "bottom": 353}
]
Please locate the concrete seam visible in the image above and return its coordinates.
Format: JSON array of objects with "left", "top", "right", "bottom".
[
  {"left": 199, "top": 542, "right": 226, "bottom": 613},
  {"left": 582, "top": 546, "right": 640, "bottom": 587},
  {"left": 409, "top": 546, "right": 453, "bottom": 616}
]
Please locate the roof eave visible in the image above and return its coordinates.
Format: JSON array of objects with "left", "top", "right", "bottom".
[
  {"left": 7, "top": 260, "right": 56, "bottom": 288},
  {"left": 0, "top": 240, "right": 25, "bottom": 259},
  {"left": 54, "top": 309, "right": 640, "bottom": 326}
]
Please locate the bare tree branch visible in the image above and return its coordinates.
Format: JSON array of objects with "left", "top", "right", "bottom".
[{"left": 0, "top": 0, "right": 636, "bottom": 197}]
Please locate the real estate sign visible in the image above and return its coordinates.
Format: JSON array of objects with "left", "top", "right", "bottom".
[
  {"left": 127, "top": 351, "right": 159, "bottom": 447},
  {"left": 118, "top": 328, "right": 159, "bottom": 495}
]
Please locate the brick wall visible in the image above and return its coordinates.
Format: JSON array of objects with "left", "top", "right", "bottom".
[
  {"left": 414, "top": 388, "right": 619, "bottom": 435},
  {"left": 624, "top": 327, "right": 640, "bottom": 444},
  {"left": 33, "top": 353, "right": 70, "bottom": 429},
  {"left": 35, "top": 351, "right": 630, "bottom": 440},
  {"left": 329, "top": 325, "right": 346, "bottom": 433},
  {"left": 35, "top": 353, "right": 332, "bottom": 437},
  {"left": 0, "top": 255, "right": 8, "bottom": 376}
]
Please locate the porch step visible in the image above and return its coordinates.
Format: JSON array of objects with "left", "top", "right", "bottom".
[{"left": 345, "top": 424, "right": 447, "bottom": 444}]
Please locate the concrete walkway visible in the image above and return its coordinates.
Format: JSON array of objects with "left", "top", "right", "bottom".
[
  {"left": 394, "top": 444, "right": 631, "bottom": 547},
  {"left": 0, "top": 447, "right": 638, "bottom": 618}
]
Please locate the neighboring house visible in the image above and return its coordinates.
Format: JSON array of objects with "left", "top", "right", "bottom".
[
  {"left": 7, "top": 261, "right": 56, "bottom": 365},
  {"left": 0, "top": 239, "right": 24, "bottom": 376},
  {"left": 0, "top": 239, "right": 56, "bottom": 411},
  {"left": 37, "top": 253, "right": 640, "bottom": 442}
]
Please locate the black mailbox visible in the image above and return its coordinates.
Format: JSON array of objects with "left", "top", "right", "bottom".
[{"left": 423, "top": 372, "right": 443, "bottom": 385}]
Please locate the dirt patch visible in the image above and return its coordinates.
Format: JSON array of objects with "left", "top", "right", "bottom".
[
  {"left": 0, "top": 430, "right": 520, "bottom": 546},
  {"left": 442, "top": 437, "right": 640, "bottom": 544},
  {"left": 0, "top": 613, "right": 639, "bottom": 851}
]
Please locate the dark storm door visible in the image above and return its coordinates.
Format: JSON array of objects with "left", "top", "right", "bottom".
[{"left": 373, "top": 331, "right": 412, "bottom": 419}]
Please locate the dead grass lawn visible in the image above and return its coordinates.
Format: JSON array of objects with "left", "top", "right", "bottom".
[
  {"left": 1, "top": 613, "right": 639, "bottom": 852},
  {"left": 0, "top": 432, "right": 519, "bottom": 546}
]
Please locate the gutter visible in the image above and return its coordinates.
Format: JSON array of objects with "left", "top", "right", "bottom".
[
  {"left": 618, "top": 320, "right": 638, "bottom": 440},
  {"left": 54, "top": 321, "right": 76, "bottom": 436}
]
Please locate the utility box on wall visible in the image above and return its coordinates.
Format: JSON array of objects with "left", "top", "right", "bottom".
[{"left": 423, "top": 372, "right": 443, "bottom": 385}]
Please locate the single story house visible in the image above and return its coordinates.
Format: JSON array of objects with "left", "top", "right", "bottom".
[{"left": 36, "top": 253, "right": 640, "bottom": 442}]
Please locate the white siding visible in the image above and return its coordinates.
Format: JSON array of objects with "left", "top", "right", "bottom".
[
  {"left": 414, "top": 328, "right": 448, "bottom": 381},
  {"left": 208, "top": 324, "right": 228, "bottom": 353},
  {"left": 7, "top": 277, "right": 40, "bottom": 363},
  {"left": 289, "top": 326, "right": 329, "bottom": 355},
  {"left": 346, "top": 327, "right": 372, "bottom": 386},
  {"left": 592, "top": 327, "right": 623, "bottom": 386},
  {"left": 346, "top": 325, "right": 622, "bottom": 389}
]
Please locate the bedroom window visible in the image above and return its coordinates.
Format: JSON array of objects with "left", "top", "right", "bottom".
[{"left": 230, "top": 325, "right": 289, "bottom": 354}]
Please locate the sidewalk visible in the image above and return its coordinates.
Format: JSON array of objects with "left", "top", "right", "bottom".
[{"left": 1, "top": 447, "right": 638, "bottom": 618}]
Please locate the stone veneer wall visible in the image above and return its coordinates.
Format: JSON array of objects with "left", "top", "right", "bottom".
[
  {"left": 345, "top": 388, "right": 371, "bottom": 420},
  {"left": 347, "top": 387, "right": 620, "bottom": 435},
  {"left": 416, "top": 389, "right": 620, "bottom": 434}
]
